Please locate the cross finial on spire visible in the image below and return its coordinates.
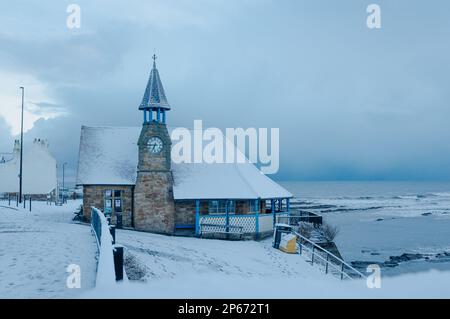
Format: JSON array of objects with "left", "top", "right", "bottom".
[{"left": 152, "top": 53, "right": 157, "bottom": 68}]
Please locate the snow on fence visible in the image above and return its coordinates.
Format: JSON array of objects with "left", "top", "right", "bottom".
[
  {"left": 0, "top": 193, "right": 33, "bottom": 211},
  {"left": 91, "top": 207, "right": 124, "bottom": 287},
  {"left": 292, "top": 230, "right": 365, "bottom": 280}
]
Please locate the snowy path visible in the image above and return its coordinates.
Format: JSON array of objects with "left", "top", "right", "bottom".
[{"left": 0, "top": 200, "right": 97, "bottom": 298}]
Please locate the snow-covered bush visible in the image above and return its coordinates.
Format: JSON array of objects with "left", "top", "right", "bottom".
[{"left": 318, "top": 222, "right": 340, "bottom": 242}]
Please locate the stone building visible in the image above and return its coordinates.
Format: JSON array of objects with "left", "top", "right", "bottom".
[{"left": 76, "top": 57, "right": 292, "bottom": 239}]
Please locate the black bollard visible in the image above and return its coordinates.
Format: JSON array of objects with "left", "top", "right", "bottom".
[
  {"left": 109, "top": 225, "right": 116, "bottom": 245},
  {"left": 113, "top": 245, "right": 124, "bottom": 281}
]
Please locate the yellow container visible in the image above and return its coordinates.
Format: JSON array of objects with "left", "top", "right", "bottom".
[{"left": 279, "top": 233, "right": 297, "bottom": 254}]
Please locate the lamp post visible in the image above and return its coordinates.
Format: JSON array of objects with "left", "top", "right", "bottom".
[
  {"left": 62, "top": 162, "right": 67, "bottom": 204},
  {"left": 19, "top": 87, "right": 24, "bottom": 203}
]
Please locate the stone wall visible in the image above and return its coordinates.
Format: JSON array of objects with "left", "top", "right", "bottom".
[
  {"left": 133, "top": 171, "right": 175, "bottom": 234},
  {"left": 82, "top": 185, "right": 133, "bottom": 228},
  {"left": 174, "top": 200, "right": 196, "bottom": 225},
  {"left": 236, "top": 200, "right": 250, "bottom": 214}
]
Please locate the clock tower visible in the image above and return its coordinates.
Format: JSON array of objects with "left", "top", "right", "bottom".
[{"left": 134, "top": 55, "right": 175, "bottom": 234}]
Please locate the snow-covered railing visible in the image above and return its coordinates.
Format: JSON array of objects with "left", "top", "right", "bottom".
[
  {"left": 292, "top": 229, "right": 365, "bottom": 280},
  {"left": 0, "top": 194, "right": 33, "bottom": 211},
  {"left": 91, "top": 207, "right": 124, "bottom": 287}
]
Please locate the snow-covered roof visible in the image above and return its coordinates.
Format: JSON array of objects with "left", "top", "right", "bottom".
[
  {"left": 76, "top": 126, "right": 292, "bottom": 200},
  {"left": 139, "top": 59, "right": 170, "bottom": 111},
  {"left": 0, "top": 140, "right": 57, "bottom": 194}
]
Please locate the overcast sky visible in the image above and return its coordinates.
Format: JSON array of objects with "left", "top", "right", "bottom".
[{"left": 0, "top": 0, "right": 450, "bottom": 182}]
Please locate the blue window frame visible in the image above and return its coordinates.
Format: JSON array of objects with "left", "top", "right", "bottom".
[{"left": 208, "top": 200, "right": 235, "bottom": 214}]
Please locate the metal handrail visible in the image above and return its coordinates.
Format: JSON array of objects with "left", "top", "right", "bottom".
[
  {"left": 297, "top": 242, "right": 354, "bottom": 280},
  {"left": 292, "top": 230, "right": 366, "bottom": 280}
]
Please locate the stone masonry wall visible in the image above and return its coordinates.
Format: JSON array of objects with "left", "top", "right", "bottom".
[
  {"left": 134, "top": 171, "right": 175, "bottom": 234},
  {"left": 82, "top": 185, "right": 133, "bottom": 227}
]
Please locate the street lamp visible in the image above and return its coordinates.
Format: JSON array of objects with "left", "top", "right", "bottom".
[
  {"left": 19, "top": 87, "right": 24, "bottom": 203},
  {"left": 62, "top": 162, "right": 67, "bottom": 204}
]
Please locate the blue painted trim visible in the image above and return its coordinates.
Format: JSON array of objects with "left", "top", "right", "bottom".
[
  {"left": 195, "top": 200, "right": 200, "bottom": 236},
  {"left": 255, "top": 199, "right": 260, "bottom": 233},
  {"left": 201, "top": 213, "right": 257, "bottom": 218},
  {"left": 225, "top": 200, "right": 229, "bottom": 231},
  {"left": 175, "top": 224, "right": 195, "bottom": 229},
  {"left": 157, "top": 108, "right": 161, "bottom": 122},
  {"left": 149, "top": 110, "right": 153, "bottom": 121},
  {"left": 287, "top": 198, "right": 290, "bottom": 215},
  {"left": 143, "top": 110, "right": 147, "bottom": 124},
  {"left": 271, "top": 199, "right": 275, "bottom": 226}
]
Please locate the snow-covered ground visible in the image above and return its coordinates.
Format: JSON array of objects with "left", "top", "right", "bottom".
[
  {"left": 2, "top": 197, "right": 450, "bottom": 299},
  {"left": 0, "top": 200, "right": 97, "bottom": 298},
  {"left": 83, "top": 229, "right": 450, "bottom": 298}
]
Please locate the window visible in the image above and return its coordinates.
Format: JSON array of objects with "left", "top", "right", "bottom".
[
  {"left": 104, "top": 189, "right": 123, "bottom": 216},
  {"left": 114, "top": 199, "right": 123, "bottom": 213},
  {"left": 250, "top": 200, "right": 259, "bottom": 213},
  {"left": 209, "top": 200, "right": 219, "bottom": 214},
  {"left": 208, "top": 200, "right": 235, "bottom": 214}
]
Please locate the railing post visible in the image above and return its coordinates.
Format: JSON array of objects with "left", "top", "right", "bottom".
[
  {"left": 325, "top": 254, "right": 329, "bottom": 274},
  {"left": 271, "top": 199, "right": 275, "bottom": 226},
  {"left": 8, "top": 194, "right": 10, "bottom": 206},
  {"left": 109, "top": 225, "right": 116, "bottom": 245},
  {"left": 29, "top": 196, "right": 31, "bottom": 212},
  {"left": 255, "top": 199, "right": 259, "bottom": 235},
  {"left": 23, "top": 196, "right": 26, "bottom": 209},
  {"left": 311, "top": 246, "right": 315, "bottom": 265},
  {"left": 340, "top": 262, "right": 345, "bottom": 280},
  {"left": 113, "top": 245, "right": 124, "bottom": 281}
]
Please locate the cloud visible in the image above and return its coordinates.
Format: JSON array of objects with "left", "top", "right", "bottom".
[
  {"left": 1, "top": 1, "right": 450, "bottom": 182},
  {"left": 0, "top": 117, "right": 13, "bottom": 153}
]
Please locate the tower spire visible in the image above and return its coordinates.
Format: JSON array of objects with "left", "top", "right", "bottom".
[{"left": 139, "top": 55, "right": 170, "bottom": 125}]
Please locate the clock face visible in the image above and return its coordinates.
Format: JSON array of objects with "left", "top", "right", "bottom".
[{"left": 147, "top": 137, "right": 163, "bottom": 154}]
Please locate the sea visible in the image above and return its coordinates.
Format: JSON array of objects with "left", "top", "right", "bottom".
[{"left": 280, "top": 181, "right": 450, "bottom": 277}]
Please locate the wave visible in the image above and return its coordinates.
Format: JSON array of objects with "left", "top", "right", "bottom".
[
  {"left": 320, "top": 206, "right": 387, "bottom": 213},
  {"left": 430, "top": 192, "right": 450, "bottom": 198}
]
